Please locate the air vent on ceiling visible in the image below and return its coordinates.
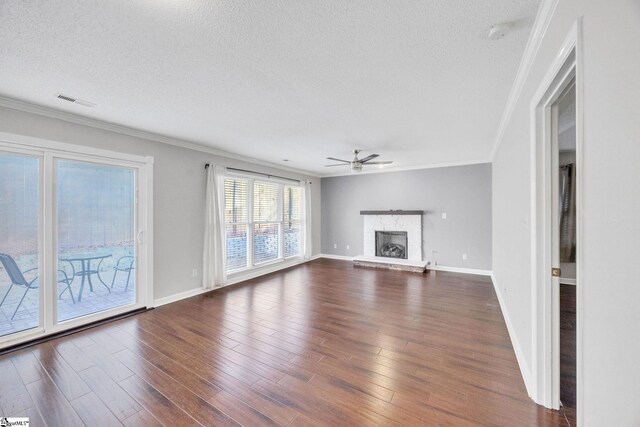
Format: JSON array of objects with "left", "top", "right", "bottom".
[{"left": 56, "top": 93, "right": 96, "bottom": 107}]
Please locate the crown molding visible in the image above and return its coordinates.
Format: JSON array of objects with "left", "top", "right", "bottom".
[
  {"left": 490, "top": 0, "right": 560, "bottom": 160},
  {"left": 0, "top": 95, "right": 320, "bottom": 178},
  {"left": 320, "top": 158, "right": 491, "bottom": 178}
]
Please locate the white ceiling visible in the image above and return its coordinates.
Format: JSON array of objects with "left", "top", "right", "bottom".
[{"left": 0, "top": 0, "right": 540, "bottom": 176}]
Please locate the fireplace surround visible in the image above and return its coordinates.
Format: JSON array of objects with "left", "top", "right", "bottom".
[
  {"left": 355, "top": 210, "right": 426, "bottom": 273},
  {"left": 360, "top": 210, "right": 423, "bottom": 261}
]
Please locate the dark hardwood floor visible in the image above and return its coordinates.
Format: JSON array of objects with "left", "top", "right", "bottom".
[
  {"left": 560, "top": 284, "right": 577, "bottom": 426},
  {"left": 0, "top": 259, "right": 570, "bottom": 426}
]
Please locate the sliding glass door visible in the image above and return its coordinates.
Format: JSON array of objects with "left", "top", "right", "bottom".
[
  {"left": 0, "top": 151, "right": 41, "bottom": 338},
  {"left": 0, "top": 135, "right": 152, "bottom": 349},
  {"left": 56, "top": 160, "right": 137, "bottom": 321}
]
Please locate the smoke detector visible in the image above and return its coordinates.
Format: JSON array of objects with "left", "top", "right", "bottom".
[
  {"left": 488, "top": 23, "right": 511, "bottom": 40},
  {"left": 56, "top": 93, "right": 96, "bottom": 107}
]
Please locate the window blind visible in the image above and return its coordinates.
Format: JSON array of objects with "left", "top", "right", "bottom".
[
  {"left": 224, "top": 178, "right": 248, "bottom": 224},
  {"left": 253, "top": 181, "right": 279, "bottom": 222}
]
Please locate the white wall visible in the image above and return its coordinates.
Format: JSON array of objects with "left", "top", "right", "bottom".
[
  {"left": 492, "top": 0, "right": 640, "bottom": 424},
  {"left": 0, "top": 105, "right": 322, "bottom": 301}
]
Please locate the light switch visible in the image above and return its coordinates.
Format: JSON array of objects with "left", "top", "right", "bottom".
[{"left": 442, "top": 212, "right": 447, "bottom": 219}]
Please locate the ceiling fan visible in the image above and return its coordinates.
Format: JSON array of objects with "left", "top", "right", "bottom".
[{"left": 325, "top": 149, "right": 393, "bottom": 173}]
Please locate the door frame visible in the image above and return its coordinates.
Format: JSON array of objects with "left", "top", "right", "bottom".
[
  {"left": 0, "top": 131, "right": 154, "bottom": 349},
  {"left": 530, "top": 19, "right": 583, "bottom": 418}
]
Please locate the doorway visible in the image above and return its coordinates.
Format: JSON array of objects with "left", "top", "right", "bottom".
[
  {"left": 531, "top": 21, "right": 582, "bottom": 425},
  {"left": 555, "top": 80, "right": 577, "bottom": 425}
]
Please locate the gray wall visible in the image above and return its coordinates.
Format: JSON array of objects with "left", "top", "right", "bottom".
[
  {"left": 0, "top": 105, "right": 321, "bottom": 300},
  {"left": 321, "top": 164, "right": 492, "bottom": 270}
]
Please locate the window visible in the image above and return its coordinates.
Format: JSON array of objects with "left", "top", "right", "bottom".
[
  {"left": 224, "top": 178, "right": 248, "bottom": 270},
  {"left": 253, "top": 181, "right": 280, "bottom": 264},
  {"left": 224, "top": 176, "right": 303, "bottom": 273},
  {"left": 284, "top": 186, "right": 301, "bottom": 258}
]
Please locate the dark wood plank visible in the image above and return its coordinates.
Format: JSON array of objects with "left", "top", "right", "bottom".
[
  {"left": 0, "top": 360, "right": 34, "bottom": 414},
  {"left": 119, "top": 375, "right": 199, "bottom": 426},
  {"left": 15, "top": 404, "right": 46, "bottom": 426},
  {"left": 31, "top": 342, "right": 91, "bottom": 401},
  {"left": 0, "top": 259, "right": 569, "bottom": 426},
  {"left": 122, "top": 409, "right": 163, "bottom": 427},
  {"left": 79, "top": 342, "right": 135, "bottom": 383},
  {"left": 10, "top": 348, "right": 47, "bottom": 385},
  {"left": 51, "top": 337, "right": 95, "bottom": 372},
  {"left": 114, "top": 348, "right": 240, "bottom": 426},
  {"left": 25, "top": 377, "right": 84, "bottom": 427},
  {"left": 560, "top": 283, "right": 577, "bottom": 426},
  {"left": 70, "top": 391, "right": 124, "bottom": 427},
  {"left": 78, "top": 366, "right": 142, "bottom": 421},
  {"left": 111, "top": 323, "right": 299, "bottom": 425},
  {"left": 105, "top": 330, "right": 222, "bottom": 401},
  {"left": 207, "top": 390, "right": 281, "bottom": 427}
]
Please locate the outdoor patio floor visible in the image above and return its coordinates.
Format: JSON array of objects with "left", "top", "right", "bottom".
[{"left": 0, "top": 273, "right": 135, "bottom": 338}]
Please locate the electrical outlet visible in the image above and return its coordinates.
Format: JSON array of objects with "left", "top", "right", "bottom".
[
  {"left": 346, "top": 244, "right": 350, "bottom": 250},
  {"left": 192, "top": 269, "right": 198, "bottom": 277},
  {"left": 442, "top": 212, "right": 447, "bottom": 219},
  {"left": 334, "top": 243, "right": 337, "bottom": 249},
  {"left": 462, "top": 253, "right": 467, "bottom": 261}
]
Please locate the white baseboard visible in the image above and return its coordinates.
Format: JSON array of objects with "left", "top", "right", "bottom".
[
  {"left": 490, "top": 272, "right": 533, "bottom": 397},
  {"left": 316, "top": 253, "right": 354, "bottom": 261},
  {"left": 312, "top": 254, "right": 492, "bottom": 276},
  {"left": 153, "top": 287, "right": 209, "bottom": 307},
  {"left": 316, "top": 254, "right": 492, "bottom": 277},
  {"left": 428, "top": 264, "right": 492, "bottom": 276}
]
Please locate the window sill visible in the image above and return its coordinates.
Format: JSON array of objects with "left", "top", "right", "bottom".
[{"left": 227, "top": 255, "right": 302, "bottom": 279}]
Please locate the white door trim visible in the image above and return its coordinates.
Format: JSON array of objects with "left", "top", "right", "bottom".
[{"left": 530, "top": 19, "right": 583, "bottom": 422}]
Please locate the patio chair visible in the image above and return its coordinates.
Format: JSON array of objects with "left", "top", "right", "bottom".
[
  {"left": 0, "top": 253, "right": 75, "bottom": 320},
  {"left": 111, "top": 255, "right": 135, "bottom": 292}
]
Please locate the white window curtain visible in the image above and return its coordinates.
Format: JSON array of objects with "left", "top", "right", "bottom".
[
  {"left": 301, "top": 180, "right": 313, "bottom": 260},
  {"left": 203, "top": 164, "right": 227, "bottom": 289}
]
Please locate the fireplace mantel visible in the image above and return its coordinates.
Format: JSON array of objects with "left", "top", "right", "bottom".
[{"left": 360, "top": 210, "right": 424, "bottom": 216}]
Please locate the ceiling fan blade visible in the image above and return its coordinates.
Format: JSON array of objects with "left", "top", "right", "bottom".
[
  {"left": 359, "top": 154, "right": 380, "bottom": 163},
  {"left": 364, "top": 161, "right": 394, "bottom": 165},
  {"left": 326, "top": 157, "right": 351, "bottom": 163},
  {"left": 324, "top": 164, "right": 348, "bottom": 167}
]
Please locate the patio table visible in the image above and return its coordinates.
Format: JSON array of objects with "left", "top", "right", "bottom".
[{"left": 60, "top": 254, "right": 112, "bottom": 302}]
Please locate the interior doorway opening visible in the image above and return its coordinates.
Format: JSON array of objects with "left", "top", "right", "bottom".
[
  {"left": 531, "top": 21, "right": 582, "bottom": 425},
  {"left": 555, "top": 80, "right": 577, "bottom": 425}
]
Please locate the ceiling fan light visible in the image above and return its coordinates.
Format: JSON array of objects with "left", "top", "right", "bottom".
[{"left": 351, "top": 163, "right": 362, "bottom": 173}]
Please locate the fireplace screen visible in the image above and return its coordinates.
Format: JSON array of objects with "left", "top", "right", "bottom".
[{"left": 375, "top": 231, "right": 408, "bottom": 259}]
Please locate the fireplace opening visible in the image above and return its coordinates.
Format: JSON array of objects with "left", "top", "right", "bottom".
[{"left": 375, "top": 231, "right": 408, "bottom": 259}]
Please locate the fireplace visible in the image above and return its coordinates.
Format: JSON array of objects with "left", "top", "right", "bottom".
[
  {"left": 360, "top": 210, "right": 423, "bottom": 261},
  {"left": 375, "top": 231, "right": 408, "bottom": 259},
  {"left": 355, "top": 210, "right": 426, "bottom": 272}
]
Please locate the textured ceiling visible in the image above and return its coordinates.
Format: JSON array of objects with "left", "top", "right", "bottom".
[{"left": 0, "top": 0, "right": 540, "bottom": 176}]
